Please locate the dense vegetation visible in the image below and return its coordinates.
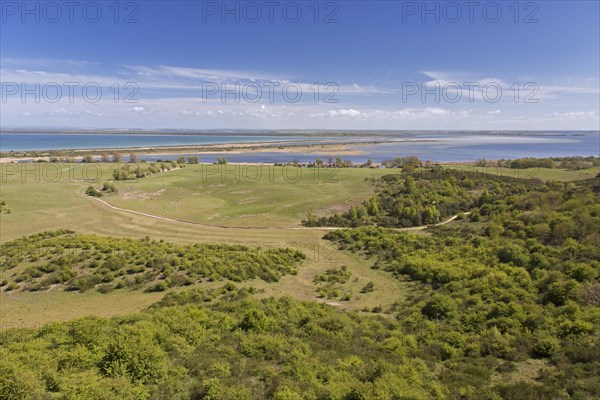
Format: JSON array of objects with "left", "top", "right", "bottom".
[
  {"left": 324, "top": 176, "right": 600, "bottom": 398},
  {"left": 1, "top": 164, "right": 598, "bottom": 399},
  {"left": 1, "top": 285, "right": 447, "bottom": 399},
  {"left": 0, "top": 231, "right": 305, "bottom": 293},
  {"left": 303, "top": 169, "right": 532, "bottom": 228},
  {"left": 496, "top": 156, "right": 599, "bottom": 170}
]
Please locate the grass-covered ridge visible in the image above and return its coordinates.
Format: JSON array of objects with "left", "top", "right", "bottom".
[{"left": 0, "top": 230, "right": 305, "bottom": 293}]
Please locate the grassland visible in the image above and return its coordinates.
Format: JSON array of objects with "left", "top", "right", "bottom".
[
  {"left": 1, "top": 162, "right": 596, "bottom": 327},
  {"left": 0, "top": 163, "right": 402, "bottom": 326},
  {"left": 445, "top": 164, "right": 599, "bottom": 182},
  {"left": 108, "top": 164, "right": 391, "bottom": 228}
]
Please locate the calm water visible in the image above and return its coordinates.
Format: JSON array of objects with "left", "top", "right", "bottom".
[
  {"left": 1, "top": 132, "right": 598, "bottom": 163},
  {"left": 0, "top": 133, "right": 310, "bottom": 151},
  {"left": 354, "top": 133, "right": 600, "bottom": 163},
  {"left": 142, "top": 132, "right": 600, "bottom": 163}
]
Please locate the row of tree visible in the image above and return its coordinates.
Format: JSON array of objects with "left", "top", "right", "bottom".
[
  {"left": 477, "top": 156, "right": 599, "bottom": 170},
  {"left": 55, "top": 153, "right": 203, "bottom": 164}
]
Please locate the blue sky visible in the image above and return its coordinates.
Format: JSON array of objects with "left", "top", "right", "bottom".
[{"left": 1, "top": 0, "right": 599, "bottom": 130}]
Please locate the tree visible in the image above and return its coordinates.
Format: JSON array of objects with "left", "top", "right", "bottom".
[
  {"left": 404, "top": 176, "right": 416, "bottom": 194},
  {"left": 113, "top": 169, "right": 129, "bottom": 181},
  {"left": 348, "top": 207, "right": 358, "bottom": 220},
  {"left": 367, "top": 197, "right": 379, "bottom": 216},
  {"left": 112, "top": 152, "right": 121, "bottom": 163},
  {"left": 421, "top": 206, "right": 439, "bottom": 225},
  {"left": 544, "top": 280, "right": 580, "bottom": 306},
  {"left": 408, "top": 155, "right": 421, "bottom": 166},
  {"left": 129, "top": 153, "right": 137, "bottom": 163},
  {"left": 479, "top": 189, "right": 492, "bottom": 205},
  {"left": 356, "top": 205, "right": 367, "bottom": 219},
  {"left": 81, "top": 155, "right": 94, "bottom": 163},
  {"left": 422, "top": 295, "right": 456, "bottom": 319},
  {"left": 101, "top": 153, "right": 110, "bottom": 163},
  {"left": 238, "top": 309, "right": 272, "bottom": 332}
]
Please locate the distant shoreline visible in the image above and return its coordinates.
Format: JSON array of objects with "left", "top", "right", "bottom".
[
  {"left": 0, "top": 140, "right": 380, "bottom": 162},
  {"left": 1, "top": 128, "right": 596, "bottom": 136},
  {"left": 1, "top": 131, "right": 597, "bottom": 163}
]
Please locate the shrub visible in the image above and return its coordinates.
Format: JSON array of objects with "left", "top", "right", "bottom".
[
  {"left": 85, "top": 186, "right": 103, "bottom": 197},
  {"left": 422, "top": 295, "right": 457, "bottom": 319},
  {"left": 360, "top": 281, "right": 375, "bottom": 293}
]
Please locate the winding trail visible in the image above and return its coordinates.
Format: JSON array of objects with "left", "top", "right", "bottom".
[{"left": 90, "top": 197, "right": 468, "bottom": 232}]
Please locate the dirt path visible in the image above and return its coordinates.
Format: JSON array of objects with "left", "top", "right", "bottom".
[{"left": 91, "top": 197, "right": 467, "bottom": 232}]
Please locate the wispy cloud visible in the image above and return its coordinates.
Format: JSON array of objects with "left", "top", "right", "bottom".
[
  {"left": 420, "top": 70, "right": 600, "bottom": 101},
  {"left": 0, "top": 59, "right": 394, "bottom": 97},
  {"left": 1, "top": 59, "right": 598, "bottom": 130}
]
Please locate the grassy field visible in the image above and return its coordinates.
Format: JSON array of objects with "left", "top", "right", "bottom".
[
  {"left": 0, "top": 163, "right": 403, "bottom": 326},
  {"left": 445, "top": 164, "right": 599, "bottom": 182},
  {"left": 1, "top": 162, "right": 596, "bottom": 327},
  {"left": 108, "top": 164, "right": 391, "bottom": 228}
]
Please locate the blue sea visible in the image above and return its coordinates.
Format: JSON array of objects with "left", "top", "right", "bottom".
[
  {"left": 1, "top": 131, "right": 598, "bottom": 163},
  {"left": 0, "top": 133, "right": 309, "bottom": 152}
]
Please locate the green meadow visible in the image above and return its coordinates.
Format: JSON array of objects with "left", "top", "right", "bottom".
[
  {"left": 2, "top": 161, "right": 596, "bottom": 327},
  {"left": 108, "top": 163, "right": 391, "bottom": 228},
  {"left": 0, "top": 163, "right": 402, "bottom": 325},
  {"left": 445, "top": 164, "right": 599, "bottom": 182}
]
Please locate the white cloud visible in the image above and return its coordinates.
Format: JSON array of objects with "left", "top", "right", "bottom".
[
  {"left": 328, "top": 109, "right": 362, "bottom": 117},
  {"left": 128, "top": 106, "right": 163, "bottom": 114},
  {"left": 17, "top": 107, "right": 110, "bottom": 118},
  {"left": 548, "top": 111, "right": 596, "bottom": 118},
  {"left": 311, "top": 107, "right": 455, "bottom": 120},
  {"left": 1, "top": 60, "right": 598, "bottom": 130},
  {"left": 420, "top": 70, "right": 600, "bottom": 102}
]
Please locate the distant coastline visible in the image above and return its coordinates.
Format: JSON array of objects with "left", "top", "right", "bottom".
[
  {"left": 1, "top": 128, "right": 596, "bottom": 136},
  {"left": 0, "top": 140, "right": 375, "bottom": 162},
  {"left": 1, "top": 130, "right": 598, "bottom": 164}
]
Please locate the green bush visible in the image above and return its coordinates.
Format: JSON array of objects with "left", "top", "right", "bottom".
[
  {"left": 85, "top": 186, "right": 103, "bottom": 197},
  {"left": 1, "top": 232, "right": 305, "bottom": 293}
]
